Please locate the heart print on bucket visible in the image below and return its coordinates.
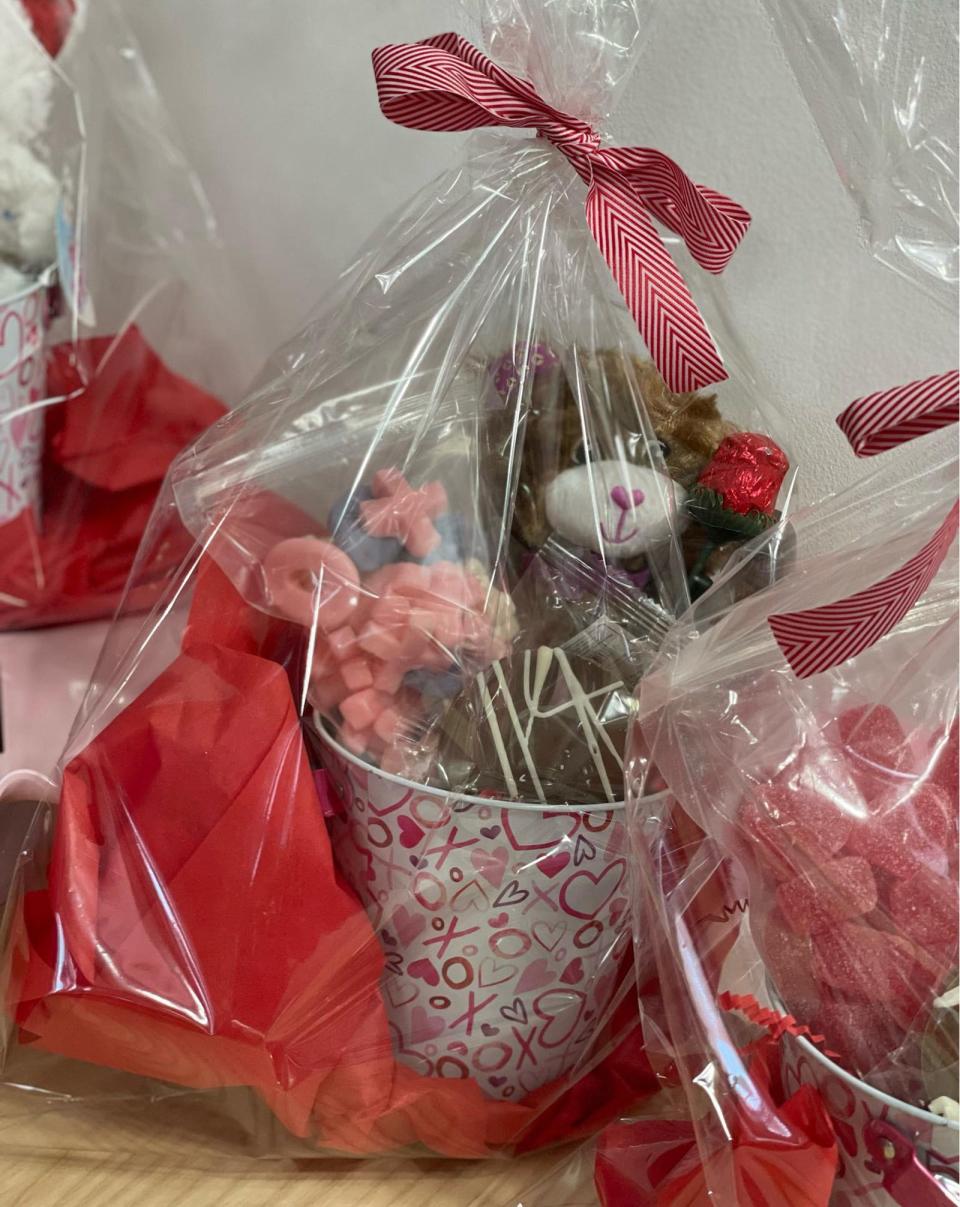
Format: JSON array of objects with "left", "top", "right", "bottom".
[
  {"left": 0, "top": 274, "right": 49, "bottom": 524},
  {"left": 322, "top": 728, "right": 631, "bottom": 1101}
]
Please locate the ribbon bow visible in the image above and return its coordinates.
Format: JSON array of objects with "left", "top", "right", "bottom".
[
  {"left": 372, "top": 32, "right": 751, "bottom": 394},
  {"left": 770, "top": 370, "right": 959, "bottom": 679}
]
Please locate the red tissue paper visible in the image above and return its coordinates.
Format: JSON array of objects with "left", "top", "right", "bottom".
[
  {"left": 594, "top": 1043, "right": 838, "bottom": 1206},
  {"left": 9, "top": 556, "right": 659, "bottom": 1157},
  {"left": 0, "top": 328, "right": 225, "bottom": 630}
]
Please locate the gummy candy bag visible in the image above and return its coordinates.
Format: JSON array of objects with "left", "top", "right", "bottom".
[{"left": 624, "top": 443, "right": 958, "bottom": 1202}]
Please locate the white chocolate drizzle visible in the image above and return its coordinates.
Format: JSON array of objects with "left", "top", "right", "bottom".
[{"left": 476, "top": 646, "right": 625, "bottom": 804}]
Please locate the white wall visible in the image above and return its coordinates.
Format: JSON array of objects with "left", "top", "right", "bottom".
[{"left": 121, "top": 0, "right": 957, "bottom": 507}]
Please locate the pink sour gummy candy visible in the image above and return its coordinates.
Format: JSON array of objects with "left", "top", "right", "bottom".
[{"left": 776, "top": 857, "right": 877, "bottom": 936}]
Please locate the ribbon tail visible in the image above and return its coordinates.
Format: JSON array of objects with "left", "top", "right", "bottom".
[
  {"left": 769, "top": 501, "right": 959, "bottom": 679},
  {"left": 586, "top": 170, "right": 728, "bottom": 394},
  {"left": 836, "top": 369, "right": 960, "bottom": 458}
]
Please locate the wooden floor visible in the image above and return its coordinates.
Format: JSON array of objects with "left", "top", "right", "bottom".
[
  {"left": 4, "top": 1149, "right": 588, "bottom": 1207},
  {"left": 0, "top": 1071, "right": 595, "bottom": 1207}
]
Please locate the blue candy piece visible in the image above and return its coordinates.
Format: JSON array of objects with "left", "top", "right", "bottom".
[
  {"left": 405, "top": 666, "right": 464, "bottom": 698},
  {"left": 327, "top": 486, "right": 402, "bottom": 572},
  {"left": 405, "top": 511, "right": 472, "bottom": 565}
]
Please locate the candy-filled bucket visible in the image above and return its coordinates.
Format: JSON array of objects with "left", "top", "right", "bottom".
[
  {"left": 0, "top": 270, "right": 51, "bottom": 525},
  {"left": 321, "top": 728, "right": 634, "bottom": 1102},
  {"left": 781, "top": 1031, "right": 960, "bottom": 1204}
]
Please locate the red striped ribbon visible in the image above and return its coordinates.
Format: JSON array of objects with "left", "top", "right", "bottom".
[
  {"left": 771, "top": 370, "right": 959, "bottom": 679},
  {"left": 837, "top": 369, "right": 960, "bottom": 458},
  {"left": 372, "top": 32, "right": 751, "bottom": 394}
]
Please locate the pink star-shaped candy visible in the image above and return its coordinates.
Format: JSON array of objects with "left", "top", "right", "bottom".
[{"left": 359, "top": 469, "right": 448, "bottom": 558}]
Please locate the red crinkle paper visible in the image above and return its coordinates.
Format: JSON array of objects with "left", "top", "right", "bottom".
[{"left": 594, "top": 1039, "right": 838, "bottom": 1206}]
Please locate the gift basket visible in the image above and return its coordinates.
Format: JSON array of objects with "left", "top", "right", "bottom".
[
  {"left": 0, "top": 0, "right": 796, "bottom": 1163},
  {"left": 622, "top": 425, "right": 958, "bottom": 1203},
  {"left": 0, "top": 0, "right": 262, "bottom": 631}
]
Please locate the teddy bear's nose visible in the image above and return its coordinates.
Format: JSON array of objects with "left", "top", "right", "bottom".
[{"left": 610, "top": 484, "right": 645, "bottom": 512}]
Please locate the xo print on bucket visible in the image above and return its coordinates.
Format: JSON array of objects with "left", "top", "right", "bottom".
[
  {"left": 325, "top": 736, "right": 629, "bottom": 1100},
  {"left": 0, "top": 283, "right": 46, "bottom": 522}
]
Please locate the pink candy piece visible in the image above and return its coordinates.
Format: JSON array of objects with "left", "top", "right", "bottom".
[
  {"left": 339, "top": 724, "right": 369, "bottom": 755},
  {"left": 340, "top": 688, "right": 391, "bottom": 733},
  {"left": 846, "top": 782, "right": 953, "bottom": 878},
  {"left": 365, "top": 562, "right": 426, "bottom": 597},
  {"left": 374, "top": 706, "right": 408, "bottom": 744},
  {"left": 372, "top": 661, "right": 406, "bottom": 695},
  {"left": 429, "top": 565, "right": 477, "bottom": 607},
  {"left": 358, "top": 621, "right": 405, "bottom": 661},
  {"left": 838, "top": 704, "right": 914, "bottom": 788},
  {"left": 310, "top": 671, "right": 350, "bottom": 714},
  {"left": 931, "top": 718, "right": 959, "bottom": 798},
  {"left": 776, "top": 857, "right": 877, "bottom": 936},
  {"left": 265, "top": 538, "right": 360, "bottom": 631},
  {"left": 341, "top": 658, "right": 374, "bottom": 692},
  {"left": 810, "top": 997, "right": 904, "bottom": 1078},
  {"left": 742, "top": 780, "right": 852, "bottom": 881},
  {"left": 327, "top": 625, "right": 360, "bottom": 661},
  {"left": 812, "top": 922, "right": 933, "bottom": 1015},
  {"left": 360, "top": 469, "right": 448, "bottom": 558},
  {"left": 888, "top": 867, "right": 959, "bottom": 956},
  {"left": 761, "top": 910, "right": 817, "bottom": 1011}
]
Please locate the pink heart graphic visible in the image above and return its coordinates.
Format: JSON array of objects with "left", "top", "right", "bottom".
[
  {"left": 0, "top": 310, "right": 25, "bottom": 381},
  {"left": 602, "top": 821, "right": 627, "bottom": 860},
  {"left": 503, "top": 810, "right": 580, "bottom": 852},
  {"left": 397, "top": 815, "right": 424, "bottom": 849},
  {"left": 532, "top": 920, "right": 567, "bottom": 952},
  {"left": 594, "top": 970, "right": 617, "bottom": 1005},
  {"left": 10, "top": 413, "right": 30, "bottom": 450},
  {"left": 516, "top": 958, "right": 553, "bottom": 994},
  {"left": 559, "top": 957, "right": 584, "bottom": 985},
  {"left": 410, "top": 1006, "right": 445, "bottom": 1042},
  {"left": 408, "top": 958, "right": 440, "bottom": 987},
  {"left": 471, "top": 845, "right": 508, "bottom": 887},
  {"left": 538, "top": 850, "right": 571, "bottom": 879},
  {"left": 534, "top": 988, "right": 586, "bottom": 1048},
  {"left": 385, "top": 979, "right": 420, "bottom": 1009},
  {"left": 609, "top": 896, "right": 630, "bottom": 928},
  {"left": 559, "top": 859, "right": 626, "bottom": 920},
  {"left": 488, "top": 912, "right": 509, "bottom": 928},
  {"left": 450, "top": 878, "right": 490, "bottom": 913},
  {"left": 367, "top": 786, "right": 415, "bottom": 817},
  {"left": 392, "top": 905, "right": 426, "bottom": 945},
  {"left": 478, "top": 956, "right": 517, "bottom": 987}
]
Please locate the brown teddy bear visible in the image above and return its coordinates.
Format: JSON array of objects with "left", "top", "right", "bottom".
[
  {"left": 500, "top": 345, "right": 789, "bottom": 599},
  {"left": 426, "top": 347, "right": 792, "bottom": 805},
  {"left": 509, "top": 348, "right": 735, "bottom": 553}
]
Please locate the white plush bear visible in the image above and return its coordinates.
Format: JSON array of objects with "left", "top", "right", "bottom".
[{"left": 0, "top": 0, "right": 59, "bottom": 279}]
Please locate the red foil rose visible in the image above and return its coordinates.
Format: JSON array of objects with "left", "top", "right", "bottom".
[{"left": 697, "top": 432, "right": 789, "bottom": 517}]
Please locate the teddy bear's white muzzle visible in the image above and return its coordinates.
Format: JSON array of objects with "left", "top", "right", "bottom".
[{"left": 544, "top": 461, "right": 686, "bottom": 559}]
